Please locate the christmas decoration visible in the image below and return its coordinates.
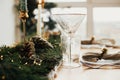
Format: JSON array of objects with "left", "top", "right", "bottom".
[
  {"left": 19, "top": 0, "right": 28, "bottom": 12},
  {"left": 19, "top": 0, "right": 29, "bottom": 42},
  {"left": 18, "top": 41, "right": 35, "bottom": 58},
  {"left": 30, "top": 36, "right": 53, "bottom": 54},
  {"left": 15, "top": 0, "right": 57, "bottom": 38},
  {"left": 0, "top": 35, "right": 62, "bottom": 80}
]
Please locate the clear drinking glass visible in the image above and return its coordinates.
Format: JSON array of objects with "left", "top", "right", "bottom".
[{"left": 52, "top": 9, "right": 86, "bottom": 68}]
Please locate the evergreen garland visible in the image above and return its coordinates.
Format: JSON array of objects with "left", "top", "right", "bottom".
[{"left": 0, "top": 36, "right": 62, "bottom": 80}]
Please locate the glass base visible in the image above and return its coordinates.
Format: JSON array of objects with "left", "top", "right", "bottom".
[
  {"left": 62, "top": 62, "right": 80, "bottom": 69},
  {"left": 62, "top": 53, "right": 80, "bottom": 69}
]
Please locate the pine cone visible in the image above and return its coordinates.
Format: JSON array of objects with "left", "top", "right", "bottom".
[
  {"left": 31, "top": 36, "right": 53, "bottom": 50},
  {"left": 20, "top": 41, "right": 35, "bottom": 58}
]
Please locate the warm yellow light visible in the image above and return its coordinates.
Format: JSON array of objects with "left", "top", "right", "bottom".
[
  {"left": 38, "top": 0, "right": 44, "bottom": 8},
  {"left": 39, "top": 0, "right": 42, "bottom": 3},
  {"left": 39, "top": 0, "right": 44, "bottom": 4}
]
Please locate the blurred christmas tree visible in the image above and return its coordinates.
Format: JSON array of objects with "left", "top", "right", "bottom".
[{"left": 25, "top": 0, "right": 57, "bottom": 37}]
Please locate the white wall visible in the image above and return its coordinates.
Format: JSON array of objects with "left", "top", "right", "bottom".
[{"left": 0, "top": 0, "right": 15, "bottom": 46}]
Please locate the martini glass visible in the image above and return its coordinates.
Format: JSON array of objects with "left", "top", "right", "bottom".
[{"left": 52, "top": 11, "right": 86, "bottom": 68}]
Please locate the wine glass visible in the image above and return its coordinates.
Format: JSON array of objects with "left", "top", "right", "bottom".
[{"left": 52, "top": 9, "right": 86, "bottom": 68}]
